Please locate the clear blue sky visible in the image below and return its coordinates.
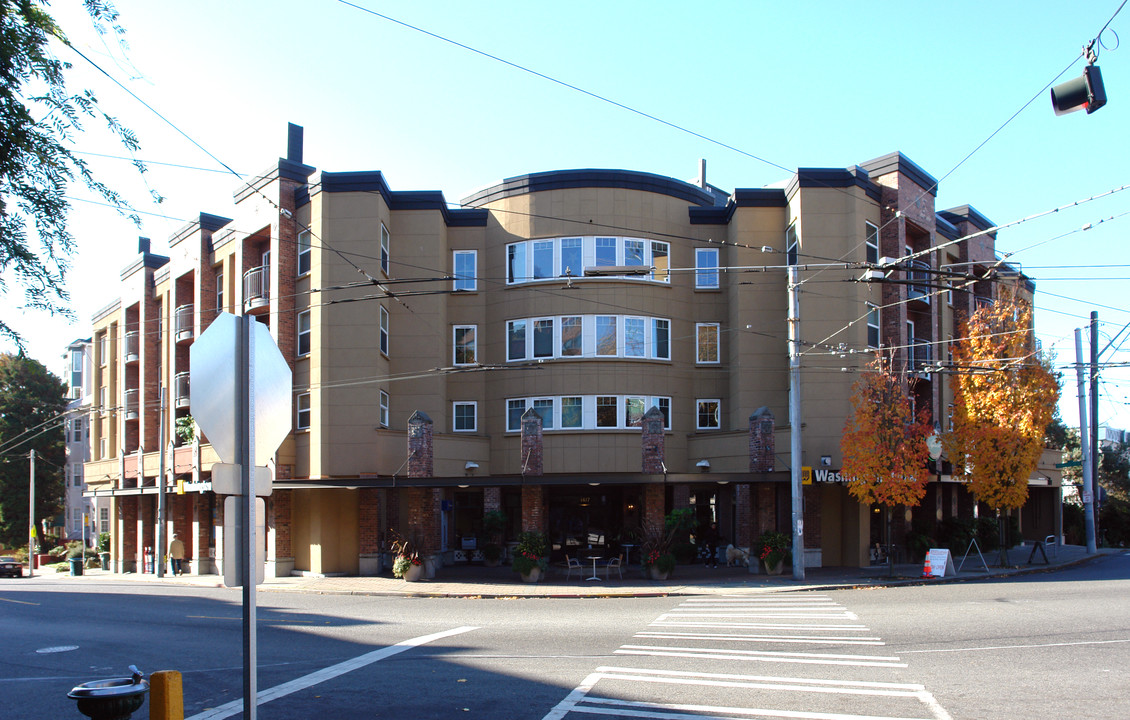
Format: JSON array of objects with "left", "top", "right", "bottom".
[{"left": 5, "top": 0, "right": 1128, "bottom": 433}]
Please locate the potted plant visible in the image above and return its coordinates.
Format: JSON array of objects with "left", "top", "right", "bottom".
[
  {"left": 510, "top": 531, "right": 548, "bottom": 582},
  {"left": 480, "top": 510, "right": 507, "bottom": 567},
  {"left": 97, "top": 531, "right": 111, "bottom": 571},
  {"left": 637, "top": 508, "right": 697, "bottom": 580},
  {"left": 757, "top": 530, "right": 791, "bottom": 574},
  {"left": 389, "top": 532, "right": 424, "bottom": 582}
]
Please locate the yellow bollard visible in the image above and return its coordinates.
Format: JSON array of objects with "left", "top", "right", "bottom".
[{"left": 149, "top": 670, "right": 184, "bottom": 720}]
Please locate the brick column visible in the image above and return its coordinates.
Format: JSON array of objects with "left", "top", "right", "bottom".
[
  {"left": 139, "top": 497, "right": 154, "bottom": 573},
  {"left": 521, "top": 485, "right": 548, "bottom": 534},
  {"left": 748, "top": 407, "right": 775, "bottom": 472},
  {"left": 358, "top": 488, "right": 382, "bottom": 575},
  {"left": 408, "top": 411, "right": 434, "bottom": 478},
  {"left": 642, "top": 484, "right": 665, "bottom": 531},
  {"left": 268, "top": 489, "right": 294, "bottom": 577},
  {"left": 119, "top": 497, "right": 138, "bottom": 572},
  {"left": 756, "top": 484, "right": 776, "bottom": 536},
  {"left": 406, "top": 411, "right": 439, "bottom": 557},
  {"left": 641, "top": 406, "right": 665, "bottom": 473}
]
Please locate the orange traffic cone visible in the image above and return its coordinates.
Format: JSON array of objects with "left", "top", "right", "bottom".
[{"left": 922, "top": 555, "right": 933, "bottom": 578}]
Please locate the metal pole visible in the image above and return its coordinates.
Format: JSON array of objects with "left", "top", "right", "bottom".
[
  {"left": 1075, "top": 329, "right": 1097, "bottom": 554},
  {"left": 157, "top": 388, "right": 166, "bottom": 578},
  {"left": 788, "top": 263, "right": 805, "bottom": 580},
  {"left": 28, "top": 450, "right": 35, "bottom": 578},
  {"left": 239, "top": 315, "right": 258, "bottom": 720},
  {"left": 1090, "top": 311, "right": 1100, "bottom": 546}
]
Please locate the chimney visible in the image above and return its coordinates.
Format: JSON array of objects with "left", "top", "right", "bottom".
[
  {"left": 287, "top": 123, "right": 304, "bottom": 164},
  {"left": 698, "top": 158, "right": 707, "bottom": 189},
  {"left": 138, "top": 237, "right": 151, "bottom": 254}
]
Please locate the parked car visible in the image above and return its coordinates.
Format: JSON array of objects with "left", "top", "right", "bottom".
[{"left": 0, "top": 556, "right": 23, "bottom": 578}]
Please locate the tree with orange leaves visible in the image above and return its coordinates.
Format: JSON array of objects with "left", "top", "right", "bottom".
[
  {"left": 841, "top": 354, "right": 933, "bottom": 571},
  {"left": 943, "top": 289, "right": 1059, "bottom": 516}
]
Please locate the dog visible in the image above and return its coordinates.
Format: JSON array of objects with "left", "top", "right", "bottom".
[{"left": 725, "top": 544, "right": 750, "bottom": 567}]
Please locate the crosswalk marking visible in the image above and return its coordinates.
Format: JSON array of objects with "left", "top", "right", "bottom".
[
  {"left": 635, "top": 631, "right": 885, "bottom": 645},
  {"left": 651, "top": 621, "right": 869, "bottom": 630},
  {"left": 615, "top": 645, "right": 907, "bottom": 668}
]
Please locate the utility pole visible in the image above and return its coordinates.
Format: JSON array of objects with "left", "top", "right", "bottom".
[
  {"left": 1075, "top": 328, "right": 1097, "bottom": 554},
  {"left": 28, "top": 450, "right": 35, "bottom": 578},
  {"left": 156, "top": 388, "right": 167, "bottom": 578},
  {"left": 788, "top": 262, "right": 805, "bottom": 580},
  {"left": 1090, "top": 311, "right": 1100, "bottom": 546}
]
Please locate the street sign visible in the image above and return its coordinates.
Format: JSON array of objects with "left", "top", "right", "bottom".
[
  {"left": 223, "top": 496, "right": 266, "bottom": 587},
  {"left": 189, "top": 312, "right": 293, "bottom": 466},
  {"left": 1055, "top": 460, "right": 1082, "bottom": 469},
  {"left": 211, "top": 463, "right": 273, "bottom": 496}
]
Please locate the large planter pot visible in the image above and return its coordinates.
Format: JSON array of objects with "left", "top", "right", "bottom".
[
  {"left": 648, "top": 566, "right": 671, "bottom": 581},
  {"left": 520, "top": 567, "right": 542, "bottom": 583},
  {"left": 402, "top": 563, "right": 424, "bottom": 582},
  {"left": 763, "top": 559, "right": 783, "bottom": 575}
]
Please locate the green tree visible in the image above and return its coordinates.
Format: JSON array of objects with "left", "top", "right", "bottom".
[
  {"left": 1, "top": 0, "right": 145, "bottom": 349},
  {"left": 0, "top": 353, "right": 66, "bottom": 547}
]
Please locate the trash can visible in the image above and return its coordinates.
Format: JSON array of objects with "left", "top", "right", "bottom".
[
  {"left": 69, "top": 557, "right": 84, "bottom": 576},
  {"left": 99, "top": 552, "right": 110, "bottom": 571}
]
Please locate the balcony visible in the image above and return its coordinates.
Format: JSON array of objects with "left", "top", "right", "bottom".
[
  {"left": 123, "top": 331, "right": 140, "bottom": 363},
  {"left": 124, "top": 388, "right": 139, "bottom": 420},
  {"left": 910, "top": 338, "right": 933, "bottom": 372},
  {"left": 975, "top": 295, "right": 994, "bottom": 311},
  {"left": 174, "top": 371, "right": 190, "bottom": 409},
  {"left": 906, "top": 260, "right": 931, "bottom": 304},
  {"left": 174, "top": 304, "right": 195, "bottom": 343},
  {"left": 243, "top": 265, "right": 270, "bottom": 314}
]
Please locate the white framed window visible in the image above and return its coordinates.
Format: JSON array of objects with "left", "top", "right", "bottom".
[
  {"left": 865, "top": 222, "right": 878, "bottom": 265},
  {"left": 507, "top": 399, "right": 526, "bottom": 432},
  {"left": 297, "top": 310, "right": 311, "bottom": 356},
  {"left": 507, "top": 243, "right": 527, "bottom": 284},
  {"left": 453, "top": 401, "right": 477, "bottom": 432},
  {"left": 595, "top": 237, "right": 617, "bottom": 266},
  {"left": 533, "top": 318, "right": 554, "bottom": 359},
  {"left": 624, "top": 317, "right": 645, "bottom": 358},
  {"left": 297, "top": 229, "right": 311, "bottom": 275},
  {"left": 560, "top": 316, "right": 582, "bottom": 356},
  {"left": 657, "top": 397, "right": 671, "bottom": 429},
  {"left": 453, "top": 250, "right": 477, "bottom": 292},
  {"left": 624, "top": 239, "right": 645, "bottom": 267},
  {"left": 696, "top": 323, "right": 720, "bottom": 364},
  {"left": 98, "top": 334, "right": 108, "bottom": 366},
  {"left": 624, "top": 397, "right": 646, "bottom": 427},
  {"left": 507, "top": 319, "right": 527, "bottom": 361},
  {"left": 866, "top": 304, "right": 880, "bottom": 348},
  {"left": 215, "top": 271, "right": 224, "bottom": 312},
  {"left": 99, "top": 387, "right": 107, "bottom": 414},
  {"left": 379, "top": 390, "right": 389, "bottom": 428},
  {"left": 650, "top": 241, "right": 670, "bottom": 281},
  {"left": 73, "top": 463, "right": 83, "bottom": 486},
  {"left": 380, "top": 223, "right": 390, "bottom": 275},
  {"left": 379, "top": 305, "right": 389, "bottom": 356},
  {"left": 453, "top": 325, "right": 477, "bottom": 365},
  {"left": 507, "top": 236, "right": 672, "bottom": 284},
  {"left": 695, "top": 248, "right": 719, "bottom": 289},
  {"left": 697, "top": 399, "right": 721, "bottom": 430},
  {"left": 560, "top": 238, "right": 582, "bottom": 279},
  {"left": 596, "top": 316, "right": 617, "bottom": 356},
  {"left": 561, "top": 396, "right": 583, "bottom": 428},
  {"left": 652, "top": 318, "right": 670, "bottom": 360},
  {"left": 596, "top": 396, "right": 618, "bottom": 428},
  {"left": 532, "top": 397, "right": 554, "bottom": 430},
  {"left": 296, "top": 393, "right": 311, "bottom": 430},
  {"left": 533, "top": 240, "right": 554, "bottom": 279},
  {"left": 72, "top": 418, "right": 84, "bottom": 442},
  {"left": 71, "top": 349, "right": 83, "bottom": 373},
  {"left": 99, "top": 437, "right": 108, "bottom": 459},
  {"left": 100, "top": 507, "right": 109, "bottom": 534},
  {"left": 786, "top": 223, "right": 799, "bottom": 266}
]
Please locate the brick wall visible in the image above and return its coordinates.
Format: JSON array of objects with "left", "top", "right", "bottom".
[
  {"left": 748, "top": 407, "right": 775, "bottom": 473},
  {"left": 407, "top": 411, "right": 434, "bottom": 478},
  {"left": 405, "top": 487, "right": 439, "bottom": 555},
  {"left": 483, "top": 487, "right": 501, "bottom": 513},
  {"left": 641, "top": 406, "right": 665, "bottom": 473},
  {"left": 520, "top": 409, "right": 543, "bottom": 476},
  {"left": 521, "top": 485, "right": 548, "bottom": 533},
  {"left": 120, "top": 497, "right": 137, "bottom": 559},
  {"left": 642, "top": 484, "right": 664, "bottom": 531},
  {"left": 272, "top": 490, "right": 292, "bottom": 558},
  {"left": 672, "top": 484, "right": 690, "bottom": 510},
  {"left": 756, "top": 484, "right": 775, "bottom": 536}
]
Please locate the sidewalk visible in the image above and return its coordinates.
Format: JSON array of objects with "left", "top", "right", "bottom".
[{"left": 50, "top": 543, "right": 1111, "bottom": 598}]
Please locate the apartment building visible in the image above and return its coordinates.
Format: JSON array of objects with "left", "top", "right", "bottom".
[
  {"left": 62, "top": 338, "right": 103, "bottom": 543},
  {"left": 82, "top": 126, "right": 1062, "bottom": 575}
]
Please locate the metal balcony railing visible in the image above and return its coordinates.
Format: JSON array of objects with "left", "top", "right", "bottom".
[
  {"left": 910, "top": 338, "right": 932, "bottom": 372},
  {"left": 906, "top": 260, "right": 931, "bottom": 303},
  {"left": 123, "top": 331, "right": 140, "bottom": 363},
  {"left": 174, "top": 304, "right": 194, "bottom": 343},
  {"left": 975, "top": 295, "right": 994, "bottom": 310},
  {"left": 243, "top": 265, "right": 269, "bottom": 312},
  {"left": 124, "top": 388, "right": 139, "bottom": 420},
  {"left": 174, "top": 371, "right": 190, "bottom": 409}
]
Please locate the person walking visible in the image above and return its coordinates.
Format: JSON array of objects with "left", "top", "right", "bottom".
[
  {"left": 169, "top": 534, "right": 185, "bottom": 576},
  {"left": 702, "top": 522, "right": 721, "bottom": 568}
]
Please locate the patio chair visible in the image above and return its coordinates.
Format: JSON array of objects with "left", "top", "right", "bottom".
[
  {"left": 604, "top": 554, "right": 623, "bottom": 580},
  {"left": 562, "top": 555, "right": 582, "bottom": 580}
]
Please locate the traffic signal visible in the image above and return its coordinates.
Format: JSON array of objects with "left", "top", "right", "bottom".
[{"left": 1051, "top": 65, "right": 1107, "bottom": 115}]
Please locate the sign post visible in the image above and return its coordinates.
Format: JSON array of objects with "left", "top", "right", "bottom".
[{"left": 191, "top": 312, "right": 292, "bottom": 720}]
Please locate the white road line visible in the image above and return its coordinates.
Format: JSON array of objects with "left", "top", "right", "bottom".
[
  {"left": 546, "top": 667, "right": 948, "bottom": 720},
  {"left": 901, "top": 637, "right": 1130, "bottom": 654},
  {"left": 615, "top": 647, "right": 907, "bottom": 668},
  {"left": 621, "top": 645, "right": 902, "bottom": 663},
  {"left": 651, "top": 621, "right": 869, "bottom": 631},
  {"left": 635, "top": 631, "right": 885, "bottom": 645},
  {"left": 185, "top": 625, "right": 479, "bottom": 720},
  {"left": 657, "top": 612, "right": 860, "bottom": 620}
]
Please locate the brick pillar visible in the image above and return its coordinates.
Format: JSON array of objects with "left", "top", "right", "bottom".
[
  {"left": 756, "top": 484, "right": 775, "bottom": 536},
  {"left": 407, "top": 411, "right": 434, "bottom": 478},
  {"left": 119, "top": 497, "right": 138, "bottom": 572},
  {"left": 358, "top": 488, "right": 382, "bottom": 575},
  {"left": 521, "top": 485, "right": 548, "bottom": 533},
  {"left": 803, "top": 485, "right": 822, "bottom": 550},
  {"left": 672, "top": 484, "right": 690, "bottom": 510},
  {"left": 272, "top": 490, "right": 292, "bottom": 558},
  {"left": 643, "top": 484, "right": 665, "bottom": 530},
  {"left": 483, "top": 487, "right": 501, "bottom": 513},
  {"left": 139, "top": 497, "right": 154, "bottom": 573},
  {"left": 641, "top": 406, "right": 665, "bottom": 473},
  {"left": 734, "top": 484, "right": 752, "bottom": 547},
  {"left": 520, "top": 409, "right": 543, "bottom": 476},
  {"left": 406, "top": 412, "right": 439, "bottom": 556},
  {"left": 748, "top": 407, "right": 775, "bottom": 472}
]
